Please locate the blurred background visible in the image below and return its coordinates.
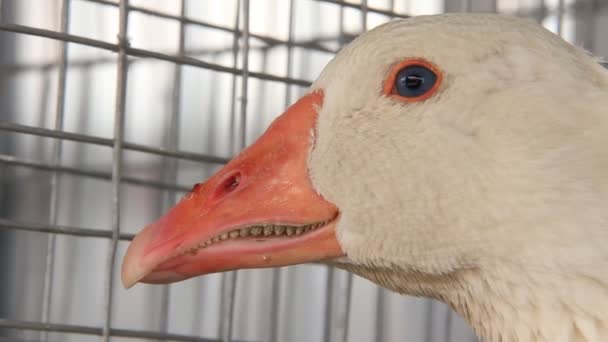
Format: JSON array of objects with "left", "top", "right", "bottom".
[{"left": 0, "top": 0, "right": 606, "bottom": 341}]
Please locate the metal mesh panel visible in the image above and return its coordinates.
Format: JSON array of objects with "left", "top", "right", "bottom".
[{"left": 0, "top": 0, "right": 606, "bottom": 341}]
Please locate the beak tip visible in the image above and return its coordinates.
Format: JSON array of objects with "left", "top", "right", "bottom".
[
  {"left": 120, "top": 265, "right": 137, "bottom": 289},
  {"left": 121, "top": 250, "right": 149, "bottom": 289},
  {"left": 121, "top": 226, "right": 156, "bottom": 289},
  {"left": 121, "top": 275, "right": 136, "bottom": 289},
  {"left": 121, "top": 264, "right": 146, "bottom": 289}
]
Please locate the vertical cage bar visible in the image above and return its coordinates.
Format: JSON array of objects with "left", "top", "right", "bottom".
[
  {"left": 0, "top": 0, "right": 8, "bottom": 23},
  {"left": 156, "top": 0, "right": 187, "bottom": 334},
  {"left": 323, "top": 266, "right": 335, "bottom": 342},
  {"left": 340, "top": 272, "right": 353, "bottom": 342},
  {"left": 536, "top": 0, "right": 546, "bottom": 23},
  {"left": 556, "top": 0, "right": 565, "bottom": 36},
  {"left": 444, "top": 305, "right": 453, "bottom": 342},
  {"left": 574, "top": 0, "right": 587, "bottom": 47},
  {"left": 361, "top": 0, "right": 368, "bottom": 31},
  {"left": 41, "top": 0, "right": 71, "bottom": 336},
  {"left": 374, "top": 288, "right": 385, "bottom": 342},
  {"left": 283, "top": 0, "right": 296, "bottom": 108},
  {"left": 338, "top": 0, "right": 345, "bottom": 44},
  {"left": 219, "top": 0, "right": 240, "bottom": 337},
  {"left": 238, "top": 0, "right": 250, "bottom": 149},
  {"left": 425, "top": 302, "right": 434, "bottom": 342},
  {"left": 269, "top": 264, "right": 282, "bottom": 342},
  {"left": 269, "top": 1, "right": 296, "bottom": 341},
  {"left": 584, "top": 0, "right": 597, "bottom": 53},
  {"left": 222, "top": 1, "right": 249, "bottom": 341},
  {"left": 103, "top": 0, "right": 129, "bottom": 340},
  {"left": 228, "top": 0, "right": 241, "bottom": 155}
]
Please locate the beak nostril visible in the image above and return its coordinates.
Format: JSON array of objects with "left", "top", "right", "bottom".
[
  {"left": 212, "top": 171, "right": 242, "bottom": 200},
  {"left": 223, "top": 173, "right": 241, "bottom": 193}
]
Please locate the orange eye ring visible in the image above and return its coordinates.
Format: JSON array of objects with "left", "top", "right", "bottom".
[{"left": 382, "top": 58, "right": 443, "bottom": 103}]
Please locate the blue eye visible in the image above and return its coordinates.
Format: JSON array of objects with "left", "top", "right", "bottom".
[
  {"left": 394, "top": 65, "right": 438, "bottom": 98},
  {"left": 384, "top": 59, "right": 442, "bottom": 102}
]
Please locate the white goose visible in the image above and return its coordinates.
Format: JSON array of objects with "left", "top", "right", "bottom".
[{"left": 122, "top": 14, "right": 608, "bottom": 342}]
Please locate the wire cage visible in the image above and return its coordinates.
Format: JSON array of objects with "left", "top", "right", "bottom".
[{"left": 0, "top": 0, "right": 606, "bottom": 342}]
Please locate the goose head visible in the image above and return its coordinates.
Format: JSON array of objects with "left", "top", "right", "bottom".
[{"left": 122, "top": 14, "right": 608, "bottom": 340}]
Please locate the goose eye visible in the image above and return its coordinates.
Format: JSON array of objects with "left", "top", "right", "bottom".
[
  {"left": 383, "top": 58, "right": 442, "bottom": 103},
  {"left": 395, "top": 65, "right": 436, "bottom": 97}
]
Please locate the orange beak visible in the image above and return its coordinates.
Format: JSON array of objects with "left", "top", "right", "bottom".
[{"left": 121, "top": 91, "right": 344, "bottom": 288}]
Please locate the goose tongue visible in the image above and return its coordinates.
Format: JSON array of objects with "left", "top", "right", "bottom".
[{"left": 121, "top": 91, "right": 343, "bottom": 288}]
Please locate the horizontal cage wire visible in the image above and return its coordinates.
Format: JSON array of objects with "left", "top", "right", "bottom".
[{"left": 0, "top": 0, "right": 606, "bottom": 342}]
